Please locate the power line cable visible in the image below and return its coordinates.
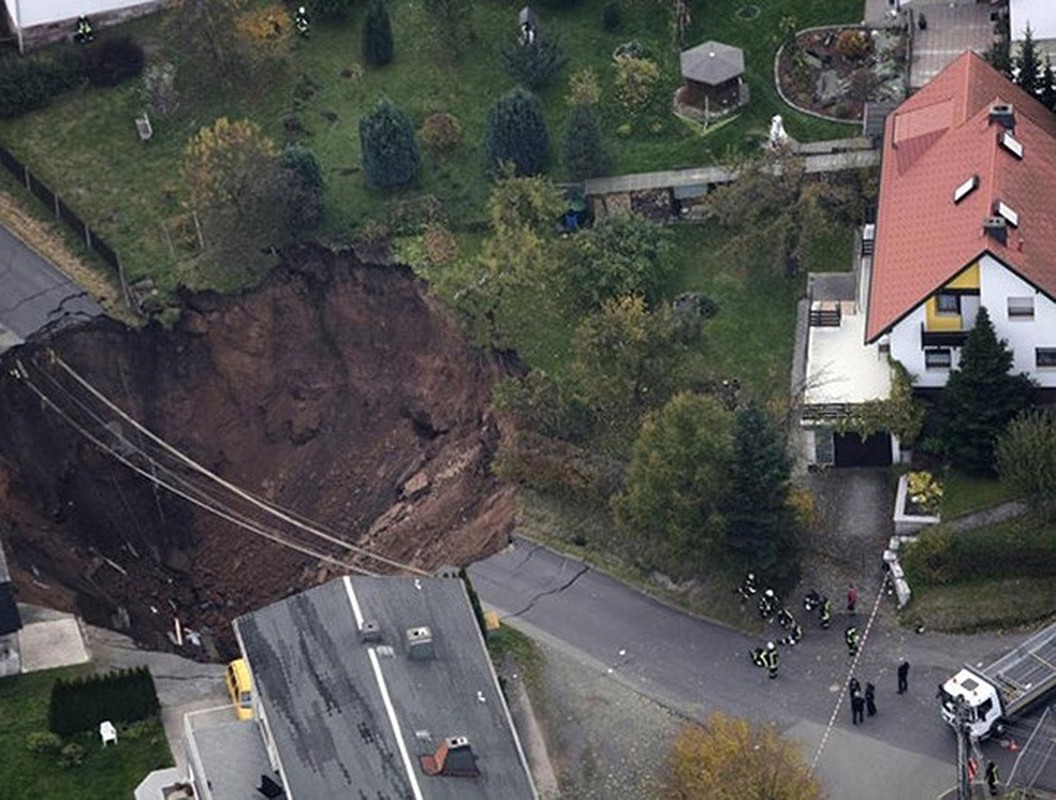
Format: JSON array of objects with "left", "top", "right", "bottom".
[
  {"left": 15, "top": 363, "right": 379, "bottom": 576},
  {"left": 42, "top": 352, "right": 426, "bottom": 575}
]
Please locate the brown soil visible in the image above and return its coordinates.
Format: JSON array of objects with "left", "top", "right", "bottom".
[{"left": 0, "top": 243, "right": 518, "bottom": 658}]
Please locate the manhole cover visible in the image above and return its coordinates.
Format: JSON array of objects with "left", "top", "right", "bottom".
[{"left": 736, "top": 4, "right": 760, "bottom": 19}]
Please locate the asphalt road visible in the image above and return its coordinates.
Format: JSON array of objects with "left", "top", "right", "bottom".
[
  {"left": 470, "top": 537, "right": 1036, "bottom": 799},
  {"left": 0, "top": 222, "right": 102, "bottom": 349}
]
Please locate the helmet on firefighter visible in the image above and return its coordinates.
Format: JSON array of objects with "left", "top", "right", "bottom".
[{"left": 767, "top": 641, "right": 776, "bottom": 650}]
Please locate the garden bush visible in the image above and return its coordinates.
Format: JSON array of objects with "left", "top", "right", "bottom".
[
  {"left": 485, "top": 87, "right": 549, "bottom": 176},
  {"left": 420, "top": 112, "right": 463, "bottom": 156},
  {"left": 500, "top": 26, "right": 568, "bottom": 90},
  {"left": 0, "top": 50, "right": 84, "bottom": 118},
  {"left": 362, "top": 0, "right": 394, "bottom": 67},
  {"left": 84, "top": 37, "right": 145, "bottom": 87},
  {"left": 836, "top": 29, "right": 872, "bottom": 61},
  {"left": 58, "top": 742, "right": 87, "bottom": 769},
  {"left": 48, "top": 667, "right": 159, "bottom": 736},
  {"left": 25, "top": 731, "right": 63, "bottom": 755},
  {"left": 603, "top": 2, "right": 623, "bottom": 32}
]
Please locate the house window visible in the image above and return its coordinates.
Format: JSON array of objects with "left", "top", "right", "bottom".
[
  {"left": 1008, "top": 297, "right": 1034, "bottom": 319},
  {"left": 935, "top": 293, "right": 960, "bottom": 314},
  {"left": 1037, "top": 348, "right": 1056, "bottom": 368},
  {"left": 925, "top": 348, "right": 952, "bottom": 369}
]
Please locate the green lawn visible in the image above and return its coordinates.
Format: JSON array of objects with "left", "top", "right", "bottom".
[
  {"left": 666, "top": 219, "right": 810, "bottom": 402},
  {"left": 0, "top": 666, "right": 173, "bottom": 798},
  {"left": 0, "top": 0, "right": 861, "bottom": 295},
  {"left": 940, "top": 469, "right": 1026, "bottom": 519}
]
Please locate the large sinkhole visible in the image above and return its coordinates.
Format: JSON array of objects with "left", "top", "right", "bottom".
[{"left": 0, "top": 244, "right": 516, "bottom": 657}]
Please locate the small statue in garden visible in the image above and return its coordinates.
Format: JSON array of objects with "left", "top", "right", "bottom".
[{"left": 768, "top": 114, "right": 789, "bottom": 148}]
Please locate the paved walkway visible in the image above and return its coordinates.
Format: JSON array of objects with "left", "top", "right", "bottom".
[{"left": 947, "top": 499, "right": 1030, "bottom": 533}]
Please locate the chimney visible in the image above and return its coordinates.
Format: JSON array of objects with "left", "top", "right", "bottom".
[
  {"left": 360, "top": 620, "right": 381, "bottom": 643},
  {"left": 419, "top": 736, "right": 480, "bottom": 777},
  {"left": 983, "top": 216, "right": 1007, "bottom": 245},
  {"left": 406, "top": 626, "right": 435, "bottom": 660},
  {"left": 988, "top": 102, "right": 1015, "bottom": 130}
]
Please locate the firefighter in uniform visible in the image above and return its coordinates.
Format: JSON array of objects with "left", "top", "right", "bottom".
[
  {"left": 782, "top": 619, "right": 803, "bottom": 647},
  {"left": 762, "top": 641, "right": 779, "bottom": 678},
  {"left": 294, "top": 6, "right": 310, "bottom": 36},
  {"left": 819, "top": 595, "right": 832, "bottom": 629},
  {"left": 74, "top": 15, "right": 94, "bottom": 44},
  {"left": 845, "top": 624, "right": 860, "bottom": 656}
]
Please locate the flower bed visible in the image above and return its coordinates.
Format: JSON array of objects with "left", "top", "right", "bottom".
[{"left": 893, "top": 471, "right": 942, "bottom": 535}]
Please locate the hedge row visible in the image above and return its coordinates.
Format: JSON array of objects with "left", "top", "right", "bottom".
[
  {"left": 0, "top": 50, "right": 84, "bottom": 118},
  {"left": 902, "top": 517, "right": 1056, "bottom": 587},
  {"left": 0, "top": 37, "right": 145, "bottom": 119},
  {"left": 48, "top": 666, "right": 160, "bottom": 736}
]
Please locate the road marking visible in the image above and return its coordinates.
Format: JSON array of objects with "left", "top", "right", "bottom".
[{"left": 808, "top": 574, "right": 889, "bottom": 776}]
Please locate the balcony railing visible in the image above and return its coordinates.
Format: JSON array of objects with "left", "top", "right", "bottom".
[{"left": 920, "top": 324, "right": 968, "bottom": 348}]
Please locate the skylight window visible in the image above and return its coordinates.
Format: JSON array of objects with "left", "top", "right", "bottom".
[
  {"left": 1001, "top": 131, "right": 1024, "bottom": 159},
  {"left": 953, "top": 175, "right": 979, "bottom": 204},
  {"left": 996, "top": 201, "right": 1019, "bottom": 227}
]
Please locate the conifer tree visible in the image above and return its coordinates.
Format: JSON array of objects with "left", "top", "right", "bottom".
[
  {"left": 938, "top": 307, "right": 1035, "bottom": 475},
  {"left": 484, "top": 87, "right": 549, "bottom": 176},
  {"left": 561, "top": 103, "right": 613, "bottom": 181},
  {"left": 363, "top": 0, "right": 394, "bottom": 67},
  {"left": 360, "top": 98, "right": 420, "bottom": 187},
  {"left": 1014, "top": 24, "right": 1041, "bottom": 98},
  {"left": 724, "top": 403, "right": 800, "bottom": 588},
  {"left": 1041, "top": 55, "right": 1056, "bottom": 111}
]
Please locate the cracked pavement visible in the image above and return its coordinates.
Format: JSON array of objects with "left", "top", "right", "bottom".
[
  {"left": 0, "top": 222, "right": 102, "bottom": 351},
  {"left": 470, "top": 535, "right": 1040, "bottom": 799}
]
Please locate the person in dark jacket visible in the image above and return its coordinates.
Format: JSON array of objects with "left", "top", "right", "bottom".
[
  {"left": 851, "top": 693, "right": 865, "bottom": 724},
  {"left": 897, "top": 660, "right": 910, "bottom": 693},
  {"left": 865, "top": 682, "right": 877, "bottom": 716}
]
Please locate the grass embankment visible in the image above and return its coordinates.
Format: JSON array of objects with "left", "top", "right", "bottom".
[
  {"left": 0, "top": 666, "right": 173, "bottom": 798},
  {"left": 940, "top": 469, "right": 1026, "bottom": 520},
  {"left": 0, "top": 0, "right": 859, "bottom": 295},
  {"left": 900, "top": 515, "right": 1056, "bottom": 632}
]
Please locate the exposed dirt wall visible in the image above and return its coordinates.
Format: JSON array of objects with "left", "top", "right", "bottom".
[{"left": 0, "top": 244, "right": 517, "bottom": 656}]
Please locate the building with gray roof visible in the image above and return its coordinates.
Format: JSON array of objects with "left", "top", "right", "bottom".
[
  {"left": 191, "top": 575, "right": 537, "bottom": 799},
  {"left": 679, "top": 40, "right": 745, "bottom": 112}
]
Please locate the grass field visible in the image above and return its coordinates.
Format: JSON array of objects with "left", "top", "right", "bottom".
[
  {"left": 0, "top": 0, "right": 861, "bottom": 294},
  {"left": 0, "top": 666, "right": 173, "bottom": 798}
]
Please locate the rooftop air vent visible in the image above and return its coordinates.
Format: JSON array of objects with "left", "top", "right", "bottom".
[
  {"left": 419, "top": 736, "right": 480, "bottom": 777},
  {"left": 983, "top": 216, "right": 1007, "bottom": 245},
  {"left": 1000, "top": 131, "right": 1023, "bottom": 159},
  {"left": 989, "top": 102, "right": 1015, "bottom": 130},
  {"left": 360, "top": 620, "right": 381, "bottom": 643},
  {"left": 952, "top": 175, "right": 979, "bottom": 204},
  {"left": 406, "top": 626, "right": 435, "bottom": 660}
]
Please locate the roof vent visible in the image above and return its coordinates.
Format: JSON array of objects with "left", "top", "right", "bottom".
[
  {"left": 406, "top": 626, "right": 435, "bottom": 660},
  {"left": 257, "top": 774, "right": 285, "bottom": 798},
  {"left": 419, "top": 736, "right": 480, "bottom": 777},
  {"left": 360, "top": 620, "right": 381, "bottom": 643},
  {"left": 1000, "top": 131, "right": 1023, "bottom": 159},
  {"left": 989, "top": 102, "right": 1015, "bottom": 130},
  {"left": 952, "top": 175, "right": 979, "bottom": 204},
  {"left": 983, "top": 216, "right": 1007, "bottom": 245}
]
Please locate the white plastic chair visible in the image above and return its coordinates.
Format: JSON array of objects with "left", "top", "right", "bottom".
[{"left": 99, "top": 720, "right": 117, "bottom": 746}]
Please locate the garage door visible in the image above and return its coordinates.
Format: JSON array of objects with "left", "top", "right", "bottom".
[{"left": 833, "top": 431, "right": 892, "bottom": 467}]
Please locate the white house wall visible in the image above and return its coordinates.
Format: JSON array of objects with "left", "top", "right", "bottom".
[{"left": 887, "top": 254, "right": 1056, "bottom": 388}]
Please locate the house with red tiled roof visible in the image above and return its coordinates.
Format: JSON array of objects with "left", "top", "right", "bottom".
[
  {"left": 798, "top": 50, "right": 1056, "bottom": 467},
  {"left": 866, "top": 50, "right": 1056, "bottom": 389}
]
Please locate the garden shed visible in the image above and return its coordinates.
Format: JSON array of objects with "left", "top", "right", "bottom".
[{"left": 679, "top": 40, "right": 745, "bottom": 111}]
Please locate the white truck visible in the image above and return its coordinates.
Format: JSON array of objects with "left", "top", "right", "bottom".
[{"left": 940, "top": 620, "right": 1056, "bottom": 739}]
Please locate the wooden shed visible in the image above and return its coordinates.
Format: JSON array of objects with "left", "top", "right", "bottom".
[{"left": 679, "top": 40, "right": 745, "bottom": 111}]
